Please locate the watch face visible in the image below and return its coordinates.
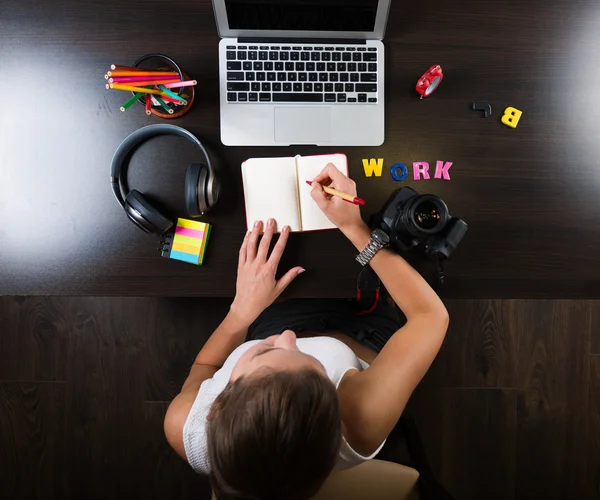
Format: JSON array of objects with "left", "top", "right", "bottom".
[{"left": 373, "top": 229, "right": 390, "bottom": 244}]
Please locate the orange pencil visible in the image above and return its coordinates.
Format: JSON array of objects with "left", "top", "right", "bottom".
[
  {"left": 111, "top": 64, "right": 151, "bottom": 71},
  {"left": 107, "top": 70, "right": 179, "bottom": 77}
]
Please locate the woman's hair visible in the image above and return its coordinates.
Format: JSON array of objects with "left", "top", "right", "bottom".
[{"left": 207, "top": 368, "right": 342, "bottom": 500}]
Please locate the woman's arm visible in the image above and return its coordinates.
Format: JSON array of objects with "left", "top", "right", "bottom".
[
  {"left": 163, "top": 310, "right": 251, "bottom": 460},
  {"left": 164, "top": 219, "right": 304, "bottom": 459},
  {"left": 310, "top": 165, "right": 449, "bottom": 456}
]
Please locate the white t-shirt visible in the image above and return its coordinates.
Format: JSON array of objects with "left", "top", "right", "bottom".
[{"left": 183, "top": 336, "right": 385, "bottom": 474}]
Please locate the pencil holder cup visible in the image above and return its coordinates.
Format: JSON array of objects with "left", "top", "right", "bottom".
[{"left": 132, "top": 53, "right": 195, "bottom": 119}]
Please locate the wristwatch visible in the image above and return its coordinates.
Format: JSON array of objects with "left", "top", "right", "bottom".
[{"left": 356, "top": 229, "right": 390, "bottom": 266}]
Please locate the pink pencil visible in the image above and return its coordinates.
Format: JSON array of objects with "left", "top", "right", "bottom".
[
  {"left": 111, "top": 75, "right": 183, "bottom": 83},
  {"left": 156, "top": 95, "right": 188, "bottom": 105},
  {"left": 162, "top": 80, "right": 197, "bottom": 89}
]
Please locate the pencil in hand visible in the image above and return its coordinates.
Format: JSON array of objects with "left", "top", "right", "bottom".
[{"left": 306, "top": 181, "right": 366, "bottom": 206}]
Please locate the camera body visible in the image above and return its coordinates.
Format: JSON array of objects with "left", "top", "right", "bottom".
[{"left": 370, "top": 187, "right": 467, "bottom": 259}]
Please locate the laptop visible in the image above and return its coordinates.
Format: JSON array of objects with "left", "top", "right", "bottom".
[{"left": 214, "top": 0, "right": 391, "bottom": 146}]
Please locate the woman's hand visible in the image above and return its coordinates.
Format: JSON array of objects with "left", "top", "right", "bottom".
[
  {"left": 230, "top": 219, "right": 305, "bottom": 326},
  {"left": 310, "top": 163, "right": 368, "bottom": 236}
]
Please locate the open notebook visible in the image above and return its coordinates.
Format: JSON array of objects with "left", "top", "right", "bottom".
[{"left": 241, "top": 153, "right": 348, "bottom": 232}]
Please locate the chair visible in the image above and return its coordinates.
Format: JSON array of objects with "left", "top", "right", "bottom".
[
  {"left": 311, "top": 417, "right": 454, "bottom": 500},
  {"left": 212, "top": 417, "right": 453, "bottom": 500},
  {"left": 311, "top": 459, "right": 420, "bottom": 500}
]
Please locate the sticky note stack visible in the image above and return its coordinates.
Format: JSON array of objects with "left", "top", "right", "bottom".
[{"left": 160, "top": 218, "right": 212, "bottom": 265}]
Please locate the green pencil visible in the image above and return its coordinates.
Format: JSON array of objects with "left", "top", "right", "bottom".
[
  {"left": 120, "top": 92, "right": 144, "bottom": 112},
  {"left": 154, "top": 95, "right": 174, "bottom": 114},
  {"left": 157, "top": 85, "right": 186, "bottom": 102}
]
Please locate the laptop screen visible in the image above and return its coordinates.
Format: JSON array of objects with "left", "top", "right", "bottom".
[{"left": 224, "top": 0, "right": 379, "bottom": 32}]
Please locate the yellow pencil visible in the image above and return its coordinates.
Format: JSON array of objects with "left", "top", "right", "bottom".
[
  {"left": 109, "top": 83, "right": 168, "bottom": 96},
  {"left": 305, "top": 181, "right": 366, "bottom": 205}
]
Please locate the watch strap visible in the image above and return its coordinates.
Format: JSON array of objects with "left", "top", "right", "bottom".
[{"left": 356, "top": 237, "right": 384, "bottom": 266}]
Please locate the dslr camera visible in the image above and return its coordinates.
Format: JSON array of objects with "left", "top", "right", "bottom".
[{"left": 370, "top": 187, "right": 468, "bottom": 260}]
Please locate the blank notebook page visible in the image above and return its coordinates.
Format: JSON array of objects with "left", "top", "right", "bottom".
[
  {"left": 241, "top": 157, "right": 301, "bottom": 232},
  {"left": 297, "top": 154, "right": 349, "bottom": 231}
]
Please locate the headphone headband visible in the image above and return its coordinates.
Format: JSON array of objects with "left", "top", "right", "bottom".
[{"left": 110, "top": 124, "right": 213, "bottom": 207}]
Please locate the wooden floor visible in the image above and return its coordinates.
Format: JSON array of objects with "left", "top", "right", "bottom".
[{"left": 0, "top": 297, "right": 598, "bottom": 499}]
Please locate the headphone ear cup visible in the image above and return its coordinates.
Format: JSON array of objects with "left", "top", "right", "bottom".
[
  {"left": 196, "top": 168, "right": 210, "bottom": 214},
  {"left": 185, "top": 163, "right": 202, "bottom": 217},
  {"left": 125, "top": 190, "right": 173, "bottom": 234},
  {"left": 205, "top": 166, "right": 219, "bottom": 212},
  {"left": 185, "top": 163, "right": 213, "bottom": 216}
]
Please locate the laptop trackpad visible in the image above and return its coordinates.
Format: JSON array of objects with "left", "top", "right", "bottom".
[{"left": 274, "top": 107, "right": 331, "bottom": 143}]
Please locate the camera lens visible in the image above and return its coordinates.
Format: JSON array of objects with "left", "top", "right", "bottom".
[
  {"left": 401, "top": 195, "right": 449, "bottom": 236},
  {"left": 414, "top": 200, "right": 441, "bottom": 230}
]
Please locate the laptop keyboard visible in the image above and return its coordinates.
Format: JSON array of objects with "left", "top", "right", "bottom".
[{"left": 225, "top": 44, "right": 379, "bottom": 104}]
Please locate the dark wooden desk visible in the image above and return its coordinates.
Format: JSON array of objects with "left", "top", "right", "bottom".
[{"left": 2, "top": 0, "right": 599, "bottom": 298}]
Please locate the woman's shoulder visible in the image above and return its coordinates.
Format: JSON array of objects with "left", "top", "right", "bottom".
[{"left": 179, "top": 340, "right": 262, "bottom": 474}]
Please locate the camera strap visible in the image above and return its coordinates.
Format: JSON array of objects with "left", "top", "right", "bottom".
[
  {"left": 355, "top": 256, "right": 446, "bottom": 315},
  {"left": 355, "top": 266, "right": 381, "bottom": 315}
]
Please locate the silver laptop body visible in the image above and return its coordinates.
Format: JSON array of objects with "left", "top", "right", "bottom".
[{"left": 213, "top": 0, "right": 391, "bottom": 146}]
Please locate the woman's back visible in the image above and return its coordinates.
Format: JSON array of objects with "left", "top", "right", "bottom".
[{"left": 183, "top": 336, "right": 384, "bottom": 475}]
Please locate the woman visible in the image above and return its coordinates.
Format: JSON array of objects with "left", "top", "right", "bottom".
[{"left": 164, "top": 164, "right": 449, "bottom": 500}]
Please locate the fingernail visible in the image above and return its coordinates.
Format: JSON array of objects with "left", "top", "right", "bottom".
[
  {"left": 254, "top": 220, "right": 261, "bottom": 228},
  {"left": 283, "top": 225, "right": 290, "bottom": 232},
  {"left": 267, "top": 218, "right": 274, "bottom": 227},
  {"left": 297, "top": 268, "right": 306, "bottom": 274}
]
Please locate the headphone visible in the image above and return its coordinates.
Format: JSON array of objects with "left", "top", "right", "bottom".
[{"left": 110, "top": 124, "right": 219, "bottom": 234}]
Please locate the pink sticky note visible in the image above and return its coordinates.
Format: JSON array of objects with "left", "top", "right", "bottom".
[
  {"left": 434, "top": 161, "right": 453, "bottom": 180},
  {"left": 413, "top": 162, "right": 430, "bottom": 180}
]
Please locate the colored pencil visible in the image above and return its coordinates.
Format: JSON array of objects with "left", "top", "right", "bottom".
[
  {"left": 154, "top": 96, "right": 174, "bottom": 114},
  {"left": 110, "top": 75, "right": 182, "bottom": 83},
  {"left": 145, "top": 94, "right": 152, "bottom": 115},
  {"left": 158, "top": 95, "right": 188, "bottom": 105},
  {"left": 151, "top": 95, "right": 185, "bottom": 105},
  {"left": 111, "top": 79, "right": 181, "bottom": 87},
  {"left": 162, "top": 80, "right": 197, "bottom": 89},
  {"left": 107, "top": 70, "right": 179, "bottom": 77},
  {"left": 152, "top": 96, "right": 186, "bottom": 106},
  {"left": 120, "top": 92, "right": 144, "bottom": 112},
  {"left": 111, "top": 64, "right": 150, "bottom": 72},
  {"left": 157, "top": 85, "right": 186, "bottom": 102},
  {"left": 104, "top": 74, "right": 109, "bottom": 80},
  {"left": 109, "top": 83, "right": 169, "bottom": 95},
  {"left": 305, "top": 181, "right": 366, "bottom": 205}
]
